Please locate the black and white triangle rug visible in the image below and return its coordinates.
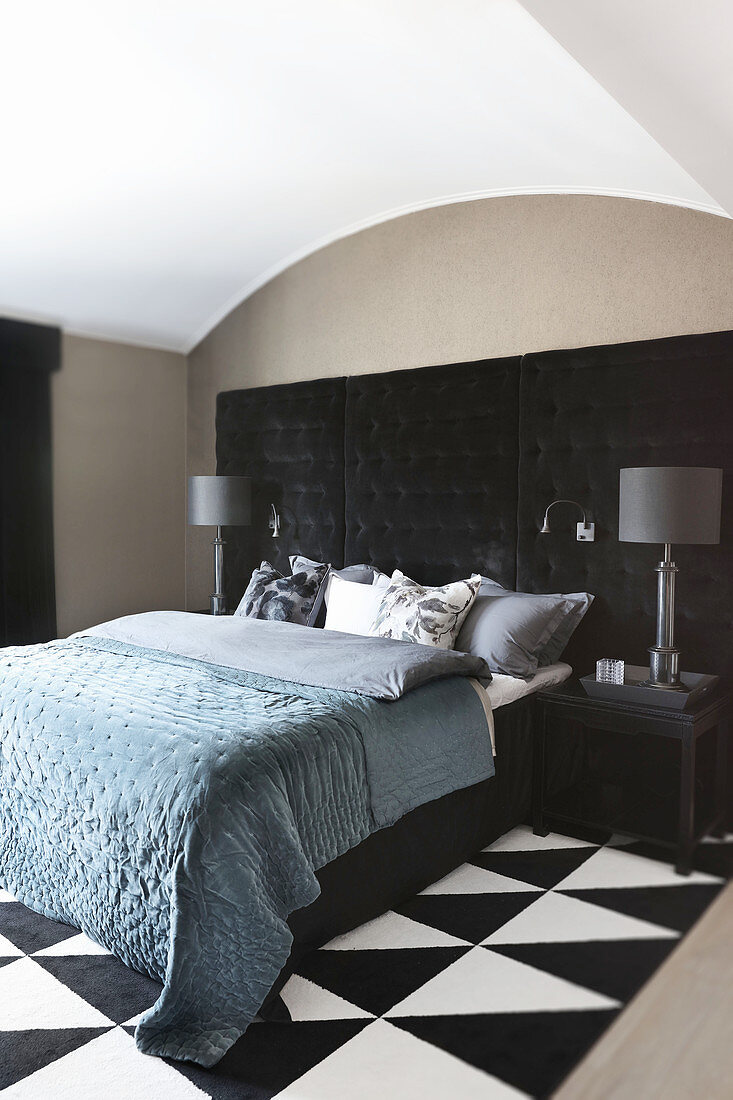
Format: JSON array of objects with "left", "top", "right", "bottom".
[{"left": 1, "top": 826, "right": 730, "bottom": 1099}]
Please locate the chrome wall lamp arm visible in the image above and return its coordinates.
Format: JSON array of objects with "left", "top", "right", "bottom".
[
  {"left": 540, "top": 499, "right": 595, "bottom": 542},
  {"left": 268, "top": 503, "right": 281, "bottom": 538}
]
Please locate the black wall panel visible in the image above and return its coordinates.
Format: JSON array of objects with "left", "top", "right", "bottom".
[
  {"left": 216, "top": 377, "right": 346, "bottom": 604},
  {"left": 517, "top": 330, "right": 733, "bottom": 680},
  {"left": 344, "top": 358, "right": 521, "bottom": 587}
]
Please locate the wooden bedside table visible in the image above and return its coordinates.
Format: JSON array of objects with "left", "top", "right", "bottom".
[{"left": 533, "top": 681, "right": 730, "bottom": 875}]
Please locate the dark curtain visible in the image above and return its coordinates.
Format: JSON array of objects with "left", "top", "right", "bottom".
[{"left": 0, "top": 318, "right": 61, "bottom": 645}]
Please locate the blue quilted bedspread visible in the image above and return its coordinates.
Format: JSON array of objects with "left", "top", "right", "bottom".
[{"left": 0, "top": 630, "right": 493, "bottom": 1065}]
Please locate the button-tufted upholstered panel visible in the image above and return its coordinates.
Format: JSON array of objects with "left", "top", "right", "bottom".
[
  {"left": 517, "top": 330, "right": 733, "bottom": 681},
  {"left": 344, "top": 358, "right": 521, "bottom": 587},
  {"left": 216, "top": 378, "right": 346, "bottom": 604}
]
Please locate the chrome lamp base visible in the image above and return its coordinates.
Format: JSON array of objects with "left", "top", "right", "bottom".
[
  {"left": 209, "top": 526, "right": 227, "bottom": 616},
  {"left": 641, "top": 546, "right": 687, "bottom": 692},
  {"left": 642, "top": 645, "right": 684, "bottom": 690}
]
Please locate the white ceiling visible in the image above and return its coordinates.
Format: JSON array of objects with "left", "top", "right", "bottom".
[
  {"left": 521, "top": 0, "right": 733, "bottom": 220},
  {"left": 0, "top": 0, "right": 726, "bottom": 353}
]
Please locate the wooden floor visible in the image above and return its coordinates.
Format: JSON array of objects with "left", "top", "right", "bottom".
[{"left": 554, "top": 879, "right": 733, "bottom": 1099}]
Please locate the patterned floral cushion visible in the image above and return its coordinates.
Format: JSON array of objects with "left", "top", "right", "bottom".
[
  {"left": 370, "top": 570, "right": 482, "bottom": 649},
  {"left": 235, "top": 560, "right": 329, "bottom": 625}
]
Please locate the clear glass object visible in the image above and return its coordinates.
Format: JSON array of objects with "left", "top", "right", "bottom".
[{"left": 596, "top": 658, "right": 625, "bottom": 685}]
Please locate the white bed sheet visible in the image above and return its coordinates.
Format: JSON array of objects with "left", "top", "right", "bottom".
[
  {"left": 486, "top": 661, "right": 573, "bottom": 710},
  {"left": 468, "top": 662, "right": 572, "bottom": 756}
]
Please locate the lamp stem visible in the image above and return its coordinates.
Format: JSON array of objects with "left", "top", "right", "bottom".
[
  {"left": 644, "top": 542, "right": 683, "bottom": 689},
  {"left": 211, "top": 525, "right": 226, "bottom": 616},
  {"left": 658, "top": 543, "right": 674, "bottom": 649}
]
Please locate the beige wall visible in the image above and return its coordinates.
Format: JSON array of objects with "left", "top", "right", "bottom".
[
  {"left": 53, "top": 334, "right": 186, "bottom": 636},
  {"left": 187, "top": 194, "right": 733, "bottom": 607}
]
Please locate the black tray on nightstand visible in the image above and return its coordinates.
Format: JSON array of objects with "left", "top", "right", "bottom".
[{"left": 580, "top": 665, "right": 719, "bottom": 711}]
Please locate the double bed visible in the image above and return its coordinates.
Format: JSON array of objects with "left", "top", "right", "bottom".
[{"left": 0, "top": 610, "right": 570, "bottom": 1065}]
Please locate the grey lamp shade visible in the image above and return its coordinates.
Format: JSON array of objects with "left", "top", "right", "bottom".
[
  {"left": 188, "top": 476, "right": 251, "bottom": 526},
  {"left": 619, "top": 467, "right": 722, "bottom": 545}
]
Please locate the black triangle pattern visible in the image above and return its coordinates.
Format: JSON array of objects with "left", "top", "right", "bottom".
[
  {"left": 391, "top": 1009, "right": 620, "bottom": 1097},
  {"left": 172, "top": 1019, "right": 372, "bottom": 1100},
  {"left": 0, "top": 902, "right": 79, "bottom": 955},
  {"left": 469, "top": 844, "right": 598, "bottom": 889},
  {"left": 395, "top": 889, "right": 540, "bottom": 944},
  {"left": 294, "top": 945, "right": 469, "bottom": 1016},
  {"left": 0, "top": 830, "right": 729, "bottom": 1099},
  {"left": 487, "top": 938, "right": 678, "bottom": 1003},
  {"left": 560, "top": 883, "right": 724, "bottom": 934},
  {"left": 36, "top": 954, "right": 162, "bottom": 1025},
  {"left": 0, "top": 1028, "right": 114, "bottom": 1090}
]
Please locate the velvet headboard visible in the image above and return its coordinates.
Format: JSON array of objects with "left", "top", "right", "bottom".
[
  {"left": 217, "top": 377, "right": 346, "bottom": 586},
  {"left": 517, "top": 331, "right": 733, "bottom": 680},
  {"left": 343, "top": 358, "right": 520, "bottom": 588},
  {"left": 216, "top": 328, "right": 733, "bottom": 682}
]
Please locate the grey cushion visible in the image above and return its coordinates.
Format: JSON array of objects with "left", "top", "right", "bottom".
[
  {"left": 455, "top": 587, "right": 594, "bottom": 679},
  {"left": 236, "top": 560, "right": 329, "bottom": 625}
]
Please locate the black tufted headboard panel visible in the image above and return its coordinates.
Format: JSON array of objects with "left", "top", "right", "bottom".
[
  {"left": 344, "top": 358, "right": 521, "bottom": 587},
  {"left": 216, "top": 377, "right": 346, "bottom": 595},
  {"left": 517, "top": 330, "right": 733, "bottom": 680},
  {"left": 215, "top": 329, "right": 733, "bottom": 684}
]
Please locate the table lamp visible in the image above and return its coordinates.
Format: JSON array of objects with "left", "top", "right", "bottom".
[
  {"left": 619, "top": 466, "right": 722, "bottom": 690},
  {"left": 188, "top": 476, "right": 251, "bottom": 615}
]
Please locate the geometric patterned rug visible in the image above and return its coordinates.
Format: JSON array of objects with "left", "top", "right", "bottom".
[{"left": 1, "top": 826, "right": 730, "bottom": 1100}]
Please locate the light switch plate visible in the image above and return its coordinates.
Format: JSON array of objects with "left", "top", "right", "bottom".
[{"left": 576, "top": 521, "right": 595, "bottom": 542}]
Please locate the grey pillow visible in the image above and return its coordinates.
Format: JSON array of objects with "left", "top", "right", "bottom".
[
  {"left": 289, "top": 555, "right": 381, "bottom": 626},
  {"left": 235, "top": 560, "right": 329, "bottom": 625},
  {"left": 455, "top": 588, "right": 593, "bottom": 679},
  {"left": 535, "top": 591, "right": 594, "bottom": 664}
]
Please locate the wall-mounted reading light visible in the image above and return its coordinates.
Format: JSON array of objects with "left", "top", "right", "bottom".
[
  {"left": 540, "top": 499, "right": 595, "bottom": 542},
  {"left": 268, "top": 503, "right": 281, "bottom": 538}
]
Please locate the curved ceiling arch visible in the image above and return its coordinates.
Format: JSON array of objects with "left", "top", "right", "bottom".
[{"left": 0, "top": 0, "right": 726, "bottom": 352}]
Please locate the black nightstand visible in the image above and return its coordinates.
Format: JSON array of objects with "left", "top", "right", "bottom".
[{"left": 533, "top": 681, "right": 730, "bottom": 875}]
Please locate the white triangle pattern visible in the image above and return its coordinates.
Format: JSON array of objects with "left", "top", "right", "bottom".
[
  {"left": 484, "top": 825, "right": 598, "bottom": 853},
  {"left": 280, "top": 974, "right": 373, "bottom": 1021},
  {"left": 385, "top": 946, "right": 619, "bottom": 1017},
  {"left": 0, "top": 958, "right": 114, "bottom": 1030},
  {"left": 324, "top": 910, "right": 472, "bottom": 950},
  {"left": 33, "top": 932, "right": 113, "bottom": 957},
  {"left": 556, "top": 845, "right": 723, "bottom": 891},
  {"left": 0, "top": 930, "right": 24, "bottom": 956},
  {"left": 1, "top": 1026, "right": 208, "bottom": 1099},
  {"left": 274, "top": 1018, "right": 527, "bottom": 1100},
  {"left": 420, "top": 862, "right": 542, "bottom": 895},
  {"left": 483, "top": 888, "right": 679, "bottom": 945}
]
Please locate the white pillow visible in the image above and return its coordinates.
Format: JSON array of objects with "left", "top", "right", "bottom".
[
  {"left": 324, "top": 573, "right": 389, "bottom": 636},
  {"left": 370, "top": 570, "right": 482, "bottom": 649}
]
